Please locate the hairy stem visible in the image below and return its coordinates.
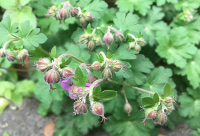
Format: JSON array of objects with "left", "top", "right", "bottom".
[
  {"left": 36, "top": 47, "right": 49, "bottom": 56},
  {"left": 57, "top": 53, "right": 85, "bottom": 63},
  {"left": 2, "top": 38, "right": 21, "bottom": 52},
  {"left": 108, "top": 79, "right": 154, "bottom": 95}
]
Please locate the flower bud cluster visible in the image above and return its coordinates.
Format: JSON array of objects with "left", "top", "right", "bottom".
[
  {"left": 128, "top": 37, "right": 145, "bottom": 52},
  {"left": 79, "top": 33, "right": 100, "bottom": 50},
  {"left": 46, "top": 2, "right": 93, "bottom": 26},
  {"left": 0, "top": 48, "right": 30, "bottom": 64},
  {"left": 143, "top": 97, "right": 175, "bottom": 125}
]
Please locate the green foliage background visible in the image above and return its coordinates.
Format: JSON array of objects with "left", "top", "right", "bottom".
[{"left": 0, "top": 0, "right": 200, "bottom": 135}]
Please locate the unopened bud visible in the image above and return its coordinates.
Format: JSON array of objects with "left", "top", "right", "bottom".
[
  {"left": 48, "top": 6, "right": 56, "bottom": 16},
  {"left": 128, "top": 42, "right": 136, "bottom": 49},
  {"left": 55, "top": 13, "right": 61, "bottom": 20},
  {"left": 87, "top": 40, "right": 96, "bottom": 50},
  {"left": 124, "top": 103, "right": 132, "bottom": 115},
  {"left": 154, "top": 111, "right": 167, "bottom": 125},
  {"left": 101, "top": 68, "right": 114, "bottom": 80},
  {"left": 147, "top": 111, "right": 157, "bottom": 119},
  {"left": 114, "top": 31, "right": 124, "bottom": 42},
  {"left": 79, "top": 17, "right": 87, "bottom": 26},
  {"left": 70, "top": 7, "right": 79, "bottom": 17},
  {"left": 80, "top": 34, "right": 91, "bottom": 44},
  {"left": 84, "top": 12, "right": 92, "bottom": 21},
  {"left": 59, "top": 8, "right": 69, "bottom": 20},
  {"left": 165, "top": 102, "right": 174, "bottom": 115},
  {"left": 112, "top": 60, "right": 122, "bottom": 72},
  {"left": 44, "top": 69, "right": 61, "bottom": 85},
  {"left": 6, "top": 51, "right": 16, "bottom": 61},
  {"left": 165, "top": 97, "right": 173, "bottom": 103},
  {"left": 36, "top": 58, "right": 51, "bottom": 72},
  {"left": 92, "top": 102, "right": 108, "bottom": 122},
  {"left": 95, "top": 37, "right": 102, "bottom": 44},
  {"left": 0, "top": 48, "right": 5, "bottom": 57},
  {"left": 134, "top": 44, "right": 141, "bottom": 52},
  {"left": 74, "top": 101, "right": 87, "bottom": 114},
  {"left": 91, "top": 61, "right": 101, "bottom": 71},
  {"left": 61, "top": 67, "right": 74, "bottom": 78},
  {"left": 103, "top": 32, "right": 113, "bottom": 45},
  {"left": 87, "top": 75, "right": 98, "bottom": 83},
  {"left": 17, "top": 49, "right": 29, "bottom": 62},
  {"left": 137, "top": 38, "right": 145, "bottom": 46},
  {"left": 69, "top": 85, "right": 85, "bottom": 100}
]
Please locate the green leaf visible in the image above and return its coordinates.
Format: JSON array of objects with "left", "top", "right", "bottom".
[
  {"left": 15, "top": 80, "right": 35, "bottom": 97},
  {"left": 156, "top": 0, "right": 178, "bottom": 6},
  {"left": 156, "top": 27, "right": 197, "bottom": 68},
  {"left": 71, "top": 67, "right": 88, "bottom": 87},
  {"left": 0, "top": 16, "right": 18, "bottom": 45},
  {"left": 93, "top": 89, "right": 117, "bottom": 101},
  {"left": 162, "top": 83, "right": 174, "bottom": 98},
  {"left": 3, "top": 6, "right": 37, "bottom": 28},
  {"left": 0, "top": 81, "right": 15, "bottom": 96},
  {"left": 113, "top": 12, "right": 142, "bottom": 34},
  {"left": 142, "top": 97, "right": 156, "bottom": 107},
  {"left": 52, "top": 100, "right": 63, "bottom": 115},
  {"left": 2, "top": 131, "right": 10, "bottom": 136},
  {"left": 11, "top": 92, "right": 23, "bottom": 105},
  {"left": 0, "top": 97, "right": 10, "bottom": 114},
  {"left": 50, "top": 46, "right": 56, "bottom": 58},
  {"left": 153, "top": 93, "right": 159, "bottom": 103},
  {"left": 112, "top": 43, "right": 137, "bottom": 60},
  {"left": 115, "top": 0, "right": 154, "bottom": 16},
  {"left": 0, "top": 0, "right": 17, "bottom": 9},
  {"left": 60, "top": 57, "right": 72, "bottom": 68}
]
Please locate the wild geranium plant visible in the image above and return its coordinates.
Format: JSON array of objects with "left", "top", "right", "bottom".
[{"left": 0, "top": 0, "right": 200, "bottom": 136}]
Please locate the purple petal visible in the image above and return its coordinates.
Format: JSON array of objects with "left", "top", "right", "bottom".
[{"left": 61, "top": 83, "right": 71, "bottom": 91}]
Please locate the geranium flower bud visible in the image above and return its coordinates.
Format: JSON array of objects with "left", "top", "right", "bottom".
[
  {"left": 142, "top": 109, "right": 157, "bottom": 125},
  {"left": 128, "top": 42, "right": 136, "bottom": 49},
  {"left": 47, "top": 6, "right": 56, "bottom": 16},
  {"left": 154, "top": 111, "right": 167, "bottom": 125},
  {"left": 165, "top": 97, "right": 173, "bottom": 103},
  {"left": 92, "top": 102, "right": 108, "bottom": 122},
  {"left": 91, "top": 61, "right": 101, "bottom": 71},
  {"left": 35, "top": 58, "right": 51, "bottom": 72},
  {"left": 84, "top": 12, "right": 92, "bottom": 21},
  {"left": 147, "top": 111, "right": 157, "bottom": 119},
  {"left": 79, "top": 17, "right": 87, "bottom": 26},
  {"left": 74, "top": 101, "right": 87, "bottom": 114},
  {"left": 124, "top": 102, "right": 132, "bottom": 116},
  {"left": 6, "top": 51, "right": 16, "bottom": 61},
  {"left": 44, "top": 69, "right": 61, "bottom": 85},
  {"left": 87, "top": 75, "right": 98, "bottom": 83},
  {"left": 0, "top": 48, "right": 5, "bottom": 57},
  {"left": 80, "top": 34, "right": 91, "bottom": 44},
  {"left": 134, "top": 44, "right": 141, "bottom": 52},
  {"left": 112, "top": 60, "right": 122, "bottom": 72},
  {"left": 114, "top": 31, "right": 124, "bottom": 42},
  {"left": 59, "top": 8, "right": 69, "bottom": 20},
  {"left": 70, "top": 7, "right": 79, "bottom": 17},
  {"left": 101, "top": 68, "right": 114, "bottom": 80},
  {"left": 55, "top": 13, "right": 61, "bottom": 20},
  {"left": 61, "top": 67, "right": 74, "bottom": 78},
  {"left": 103, "top": 32, "right": 113, "bottom": 45},
  {"left": 165, "top": 102, "right": 174, "bottom": 115},
  {"left": 17, "top": 49, "right": 29, "bottom": 62},
  {"left": 69, "top": 85, "right": 85, "bottom": 100},
  {"left": 87, "top": 40, "right": 96, "bottom": 50},
  {"left": 137, "top": 38, "right": 145, "bottom": 46},
  {"left": 95, "top": 37, "right": 102, "bottom": 44}
]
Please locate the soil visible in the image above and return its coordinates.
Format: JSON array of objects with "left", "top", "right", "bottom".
[{"left": 0, "top": 98, "right": 194, "bottom": 136}]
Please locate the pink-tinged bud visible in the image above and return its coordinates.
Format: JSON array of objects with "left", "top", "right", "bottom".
[
  {"left": 55, "top": 13, "right": 61, "bottom": 20},
  {"left": 87, "top": 40, "right": 96, "bottom": 50},
  {"left": 80, "top": 34, "right": 91, "bottom": 44},
  {"left": 61, "top": 67, "right": 74, "bottom": 78},
  {"left": 107, "top": 59, "right": 113, "bottom": 64},
  {"left": 137, "top": 38, "right": 145, "bottom": 46},
  {"left": 128, "top": 42, "right": 136, "bottom": 49},
  {"left": 124, "top": 103, "right": 132, "bottom": 116},
  {"left": 69, "top": 85, "right": 85, "bottom": 100},
  {"left": 147, "top": 111, "right": 157, "bottom": 119},
  {"left": 59, "top": 8, "right": 69, "bottom": 20},
  {"left": 70, "top": 7, "right": 79, "bottom": 17},
  {"left": 134, "top": 44, "right": 141, "bottom": 52},
  {"left": 6, "top": 51, "right": 16, "bottom": 61},
  {"left": 101, "top": 68, "right": 114, "bottom": 80},
  {"left": 0, "top": 48, "right": 5, "bottom": 57},
  {"left": 92, "top": 102, "right": 108, "bottom": 122},
  {"left": 114, "top": 31, "right": 124, "bottom": 42},
  {"left": 87, "top": 75, "right": 98, "bottom": 84},
  {"left": 48, "top": 6, "right": 56, "bottom": 16},
  {"left": 44, "top": 69, "right": 61, "bottom": 85},
  {"left": 91, "top": 61, "right": 101, "bottom": 71},
  {"left": 84, "top": 12, "right": 92, "bottom": 21},
  {"left": 154, "top": 111, "right": 167, "bottom": 125},
  {"left": 103, "top": 32, "right": 113, "bottom": 45},
  {"left": 112, "top": 60, "right": 122, "bottom": 72},
  {"left": 36, "top": 58, "right": 51, "bottom": 72},
  {"left": 165, "top": 97, "right": 172, "bottom": 103},
  {"left": 17, "top": 49, "right": 29, "bottom": 62},
  {"left": 74, "top": 101, "right": 87, "bottom": 114},
  {"left": 79, "top": 17, "right": 87, "bottom": 26}
]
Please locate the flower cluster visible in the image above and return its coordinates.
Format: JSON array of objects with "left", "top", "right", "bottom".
[
  {"left": 143, "top": 97, "right": 175, "bottom": 125},
  {"left": 0, "top": 48, "right": 30, "bottom": 65},
  {"left": 46, "top": 1, "right": 94, "bottom": 26}
]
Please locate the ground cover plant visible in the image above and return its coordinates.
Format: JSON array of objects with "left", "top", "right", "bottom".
[{"left": 0, "top": 0, "right": 200, "bottom": 135}]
